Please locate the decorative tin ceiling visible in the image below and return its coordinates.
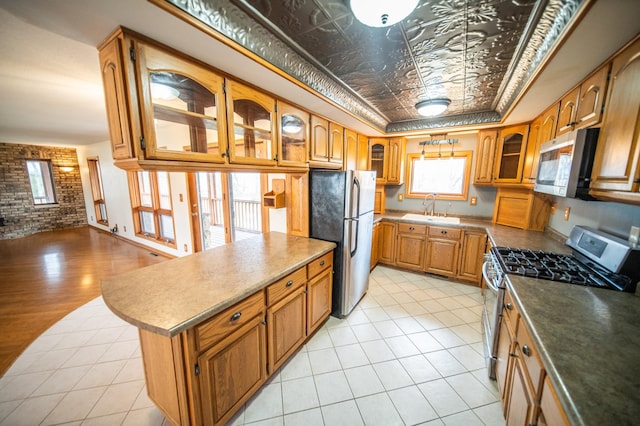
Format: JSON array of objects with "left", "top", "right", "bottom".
[{"left": 159, "top": 0, "right": 584, "bottom": 132}]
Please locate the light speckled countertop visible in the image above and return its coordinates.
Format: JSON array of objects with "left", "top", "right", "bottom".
[
  {"left": 378, "top": 212, "right": 640, "bottom": 425},
  {"left": 101, "top": 232, "right": 335, "bottom": 337}
]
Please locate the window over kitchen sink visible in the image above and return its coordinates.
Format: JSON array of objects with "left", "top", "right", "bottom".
[{"left": 406, "top": 151, "right": 472, "bottom": 200}]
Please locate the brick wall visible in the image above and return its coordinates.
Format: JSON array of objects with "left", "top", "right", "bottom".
[{"left": 0, "top": 143, "right": 87, "bottom": 239}]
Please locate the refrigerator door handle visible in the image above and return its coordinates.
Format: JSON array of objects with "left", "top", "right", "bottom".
[
  {"left": 350, "top": 218, "right": 359, "bottom": 257},
  {"left": 352, "top": 176, "right": 361, "bottom": 218}
]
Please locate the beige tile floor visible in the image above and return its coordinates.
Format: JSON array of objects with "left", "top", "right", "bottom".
[{"left": 0, "top": 266, "right": 505, "bottom": 425}]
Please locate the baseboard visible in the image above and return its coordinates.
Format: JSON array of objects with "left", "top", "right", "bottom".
[{"left": 88, "top": 224, "right": 176, "bottom": 259}]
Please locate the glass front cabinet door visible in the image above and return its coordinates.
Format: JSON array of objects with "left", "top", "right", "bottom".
[
  {"left": 225, "top": 80, "right": 277, "bottom": 166},
  {"left": 135, "top": 41, "right": 228, "bottom": 163},
  {"left": 277, "top": 101, "right": 309, "bottom": 167}
]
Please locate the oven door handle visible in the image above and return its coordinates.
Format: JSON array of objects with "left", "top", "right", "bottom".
[{"left": 482, "top": 261, "right": 500, "bottom": 292}]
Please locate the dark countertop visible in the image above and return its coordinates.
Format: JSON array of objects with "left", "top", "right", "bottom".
[{"left": 378, "top": 211, "right": 639, "bottom": 425}]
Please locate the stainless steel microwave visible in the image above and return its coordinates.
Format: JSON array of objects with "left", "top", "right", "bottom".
[{"left": 534, "top": 128, "right": 599, "bottom": 199}]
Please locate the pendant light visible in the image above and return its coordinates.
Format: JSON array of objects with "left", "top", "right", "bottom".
[{"left": 350, "top": 0, "right": 419, "bottom": 27}]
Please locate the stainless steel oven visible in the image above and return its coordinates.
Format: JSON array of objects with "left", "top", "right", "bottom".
[{"left": 481, "top": 250, "right": 506, "bottom": 379}]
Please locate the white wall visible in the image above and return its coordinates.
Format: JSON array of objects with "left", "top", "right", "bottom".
[
  {"left": 76, "top": 140, "right": 189, "bottom": 257},
  {"left": 547, "top": 196, "right": 640, "bottom": 240},
  {"left": 384, "top": 133, "right": 497, "bottom": 218}
]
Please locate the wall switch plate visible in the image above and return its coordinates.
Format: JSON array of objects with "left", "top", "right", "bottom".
[
  {"left": 398, "top": 194, "right": 404, "bottom": 201},
  {"left": 564, "top": 207, "right": 571, "bottom": 221},
  {"left": 470, "top": 196, "right": 477, "bottom": 205},
  {"left": 551, "top": 202, "right": 558, "bottom": 214}
]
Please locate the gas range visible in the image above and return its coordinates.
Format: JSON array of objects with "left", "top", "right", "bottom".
[{"left": 491, "top": 226, "right": 640, "bottom": 293}]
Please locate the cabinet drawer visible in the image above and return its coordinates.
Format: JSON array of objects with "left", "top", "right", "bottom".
[
  {"left": 398, "top": 223, "right": 427, "bottom": 234},
  {"left": 195, "top": 291, "right": 265, "bottom": 352},
  {"left": 516, "top": 316, "right": 544, "bottom": 396},
  {"left": 307, "top": 251, "right": 333, "bottom": 279},
  {"left": 428, "top": 226, "right": 461, "bottom": 240},
  {"left": 503, "top": 288, "right": 519, "bottom": 334},
  {"left": 267, "top": 267, "right": 306, "bottom": 305}
]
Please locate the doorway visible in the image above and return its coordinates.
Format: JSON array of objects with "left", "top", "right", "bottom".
[{"left": 189, "top": 172, "right": 268, "bottom": 251}]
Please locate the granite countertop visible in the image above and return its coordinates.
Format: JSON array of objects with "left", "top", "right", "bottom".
[
  {"left": 508, "top": 276, "right": 640, "bottom": 426},
  {"left": 378, "top": 211, "right": 640, "bottom": 424},
  {"left": 101, "top": 232, "right": 335, "bottom": 337}
]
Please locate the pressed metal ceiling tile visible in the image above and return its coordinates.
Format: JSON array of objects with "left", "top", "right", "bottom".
[{"left": 172, "top": 0, "right": 584, "bottom": 131}]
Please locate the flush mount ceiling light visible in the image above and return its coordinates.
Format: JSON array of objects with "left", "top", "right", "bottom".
[
  {"left": 416, "top": 98, "right": 451, "bottom": 117},
  {"left": 350, "top": 0, "right": 419, "bottom": 27}
]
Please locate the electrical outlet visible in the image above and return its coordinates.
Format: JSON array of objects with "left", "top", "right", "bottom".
[
  {"left": 551, "top": 202, "right": 558, "bottom": 214},
  {"left": 470, "top": 196, "right": 477, "bottom": 206},
  {"left": 398, "top": 194, "right": 404, "bottom": 201},
  {"left": 179, "top": 193, "right": 183, "bottom": 202},
  {"left": 184, "top": 244, "right": 188, "bottom": 252},
  {"left": 564, "top": 207, "right": 571, "bottom": 221},
  {"left": 90, "top": 216, "right": 94, "bottom": 221},
  {"left": 629, "top": 226, "right": 639, "bottom": 246},
  {"left": 123, "top": 226, "right": 127, "bottom": 232}
]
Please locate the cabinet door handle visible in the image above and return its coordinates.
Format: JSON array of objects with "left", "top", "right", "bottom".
[
  {"left": 320, "top": 260, "right": 325, "bottom": 266},
  {"left": 286, "top": 280, "right": 294, "bottom": 287},
  {"left": 522, "top": 344, "right": 531, "bottom": 357},
  {"left": 230, "top": 312, "right": 242, "bottom": 321},
  {"left": 505, "top": 303, "right": 513, "bottom": 311}
]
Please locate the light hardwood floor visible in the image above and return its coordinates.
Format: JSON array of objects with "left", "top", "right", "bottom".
[{"left": 0, "top": 226, "right": 170, "bottom": 376}]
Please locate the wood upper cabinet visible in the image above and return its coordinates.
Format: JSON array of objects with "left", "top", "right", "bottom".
[
  {"left": 369, "top": 138, "right": 389, "bottom": 183},
  {"left": 575, "top": 63, "right": 610, "bottom": 129},
  {"left": 98, "top": 33, "right": 134, "bottom": 160},
  {"left": 373, "top": 185, "right": 385, "bottom": 214},
  {"left": 424, "top": 226, "right": 460, "bottom": 277},
  {"left": 395, "top": 223, "right": 426, "bottom": 271},
  {"left": 343, "top": 128, "right": 358, "bottom": 170},
  {"left": 135, "top": 40, "right": 229, "bottom": 163},
  {"left": 457, "top": 231, "right": 487, "bottom": 284},
  {"left": 387, "top": 137, "right": 405, "bottom": 184},
  {"left": 590, "top": 37, "right": 640, "bottom": 195},
  {"left": 277, "top": 101, "right": 309, "bottom": 167},
  {"left": 286, "top": 172, "right": 309, "bottom": 237},
  {"left": 523, "top": 104, "right": 558, "bottom": 184},
  {"left": 309, "top": 115, "right": 342, "bottom": 168},
  {"left": 494, "top": 124, "right": 530, "bottom": 183},
  {"left": 556, "top": 86, "right": 580, "bottom": 136},
  {"left": 329, "top": 122, "right": 344, "bottom": 165},
  {"left": 357, "top": 134, "right": 369, "bottom": 170},
  {"left": 225, "top": 80, "right": 276, "bottom": 166},
  {"left": 474, "top": 129, "right": 498, "bottom": 184}
]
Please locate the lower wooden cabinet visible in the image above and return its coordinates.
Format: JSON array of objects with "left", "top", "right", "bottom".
[
  {"left": 395, "top": 224, "right": 427, "bottom": 271},
  {"left": 424, "top": 226, "right": 461, "bottom": 277},
  {"left": 457, "top": 231, "right": 487, "bottom": 284},
  {"left": 370, "top": 221, "right": 380, "bottom": 269},
  {"left": 138, "top": 251, "right": 333, "bottom": 426},
  {"left": 307, "top": 266, "right": 333, "bottom": 335},
  {"left": 267, "top": 285, "right": 306, "bottom": 372},
  {"left": 378, "top": 222, "right": 396, "bottom": 264},
  {"left": 538, "top": 376, "right": 570, "bottom": 425},
  {"left": 506, "top": 349, "right": 537, "bottom": 426},
  {"left": 198, "top": 315, "right": 267, "bottom": 425}
]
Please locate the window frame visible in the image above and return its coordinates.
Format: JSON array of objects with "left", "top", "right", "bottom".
[
  {"left": 405, "top": 151, "right": 473, "bottom": 200},
  {"left": 26, "top": 159, "right": 57, "bottom": 205},
  {"left": 128, "top": 170, "right": 176, "bottom": 247},
  {"left": 87, "top": 157, "right": 108, "bottom": 225}
]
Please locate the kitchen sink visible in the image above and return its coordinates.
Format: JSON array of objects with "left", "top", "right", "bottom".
[{"left": 401, "top": 213, "right": 461, "bottom": 225}]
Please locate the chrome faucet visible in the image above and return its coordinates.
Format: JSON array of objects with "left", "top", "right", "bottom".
[{"left": 423, "top": 193, "right": 437, "bottom": 216}]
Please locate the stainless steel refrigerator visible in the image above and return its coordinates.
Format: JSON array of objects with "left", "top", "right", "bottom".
[{"left": 309, "top": 169, "right": 376, "bottom": 318}]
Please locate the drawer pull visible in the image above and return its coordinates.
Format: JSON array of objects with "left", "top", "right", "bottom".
[
  {"left": 320, "top": 260, "right": 325, "bottom": 266},
  {"left": 441, "top": 230, "right": 447, "bottom": 235},
  {"left": 230, "top": 312, "right": 242, "bottom": 321},
  {"left": 522, "top": 344, "right": 531, "bottom": 357},
  {"left": 409, "top": 226, "right": 415, "bottom": 231},
  {"left": 505, "top": 303, "right": 513, "bottom": 311},
  {"left": 286, "top": 280, "right": 294, "bottom": 287}
]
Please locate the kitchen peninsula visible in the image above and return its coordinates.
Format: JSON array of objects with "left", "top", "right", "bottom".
[{"left": 101, "top": 232, "right": 335, "bottom": 425}]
